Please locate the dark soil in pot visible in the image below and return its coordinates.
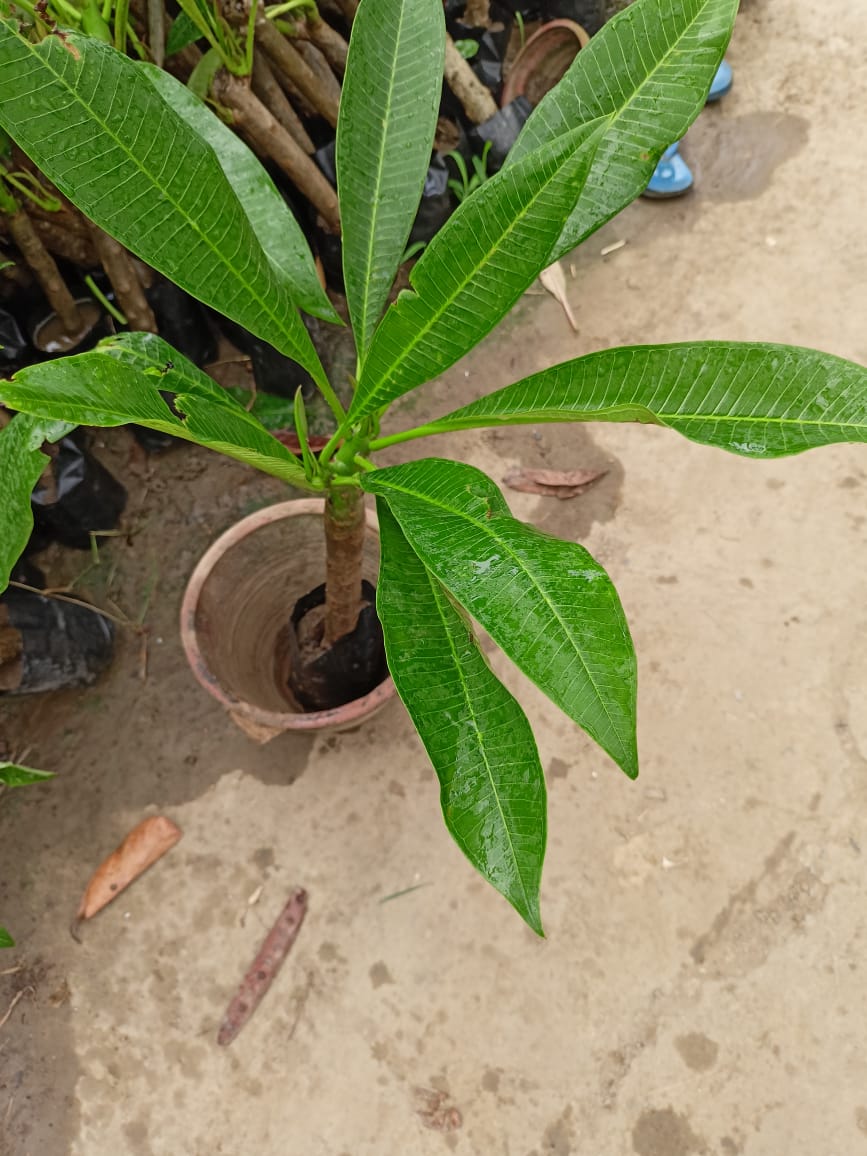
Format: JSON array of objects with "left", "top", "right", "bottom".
[{"left": 279, "top": 578, "right": 388, "bottom": 712}]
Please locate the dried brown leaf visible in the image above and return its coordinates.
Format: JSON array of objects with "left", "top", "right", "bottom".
[
  {"left": 538, "top": 262, "right": 578, "bottom": 332},
  {"left": 502, "top": 466, "right": 607, "bottom": 500},
  {"left": 76, "top": 816, "right": 182, "bottom": 922}
]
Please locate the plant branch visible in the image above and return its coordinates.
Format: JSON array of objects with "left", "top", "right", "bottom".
[
  {"left": 255, "top": 9, "right": 340, "bottom": 127},
  {"left": 368, "top": 421, "right": 452, "bottom": 451},
  {"left": 444, "top": 34, "right": 497, "bottom": 124},
  {"left": 147, "top": 0, "right": 166, "bottom": 67},
  {"left": 0, "top": 196, "right": 82, "bottom": 335},
  {"left": 213, "top": 69, "right": 340, "bottom": 231},
  {"left": 304, "top": 11, "right": 347, "bottom": 74},
  {"left": 293, "top": 39, "right": 341, "bottom": 109},
  {"left": 87, "top": 223, "right": 157, "bottom": 333},
  {"left": 323, "top": 484, "right": 365, "bottom": 643},
  {"left": 251, "top": 51, "right": 315, "bottom": 153}
]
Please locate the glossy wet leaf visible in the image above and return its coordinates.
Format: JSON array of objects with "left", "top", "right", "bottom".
[
  {"left": 351, "top": 121, "right": 604, "bottom": 420},
  {"left": 142, "top": 64, "right": 338, "bottom": 324},
  {"left": 376, "top": 501, "right": 546, "bottom": 933},
  {"left": 0, "top": 414, "right": 74, "bottom": 594},
  {"left": 508, "top": 0, "right": 737, "bottom": 262},
  {"left": 0, "top": 24, "right": 326, "bottom": 383},
  {"left": 422, "top": 342, "right": 867, "bottom": 458},
  {"left": 0, "top": 763, "right": 55, "bottom": 787},
  {"left": 0, "top": 334, "right": 311, "bottom": 488},
  {"left": 364, "top": 460, "right": 638, "bottom": 778},
  {"left": 337, "top": 0, "right": 445, "bottom": 362}
]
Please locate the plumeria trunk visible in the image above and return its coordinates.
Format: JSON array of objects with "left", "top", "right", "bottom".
[{"left": 323, "top": 485, "right": 366, "bottom": 645}]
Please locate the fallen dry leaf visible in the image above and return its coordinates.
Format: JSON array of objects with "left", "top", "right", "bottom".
[
  {"left": 538, "top": 262, "right": 578, "bottom": 332},
  {"left": 272, "top": 430, "right": 329, "bottom": 456},
  {"left": 413, "top": 1087, "right": 463, "bottom": 1132},
  {"left": 75, "top": 816, "right": 182, "bottom": 923},
  {"left": 503, "top": 466, "right": 607, "bottom": 500}
]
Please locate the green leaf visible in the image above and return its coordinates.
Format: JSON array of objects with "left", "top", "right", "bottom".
[
  {"left": 0, "top": 334, "right": 311, "bottom": 488},
  {"left": 453, "top": 38, "right": 479, "bottom": 59},
  {"left": 350, "top": 120, "right": 604, "bottom": 420},
  {"left": 141, "top": 63, "right": 338, "bottom": 325},
  {"left": 0, "top": 763, "right": 55, "bottom": 787},
  {"left": 420, "top": 342, "right": 867, "bottom": 459},
  {"left": 0, "top": 24, "right": 326, "bottom": 385},
  {"left": 508, "top": 0, "right": 737, "bottom": 262},
  {"left": 376, "top": 500, "right": 546, "bottom": 933},
  {"left": 0, "top": 928, "right": 13, "bottom": 949},
  {"left": 222, "top": 387, "right": 295, "bottom": 432},
  {"left": 337, "top": 0, "right": 444, "bottom": 364},
  {"left": 165, "top": 10, "right": 201, "bottom": 55},
  {"left": 364, "top": 460, "right": 638, "bottom": 778},
  {"left": 0, "top": 413, "right": 74, "bottom": 594}
]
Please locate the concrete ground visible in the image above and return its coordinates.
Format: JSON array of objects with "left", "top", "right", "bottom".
[{"left": 3, "top": 0, "right": 867, "bottom": 1152}]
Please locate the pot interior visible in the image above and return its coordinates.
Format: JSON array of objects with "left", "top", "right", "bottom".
[
  {"left": 524, "top": 33, "right": 583, "bottom": 105},
  {"left": 192, "top": 507, "right": 382, "bottom": 715}
]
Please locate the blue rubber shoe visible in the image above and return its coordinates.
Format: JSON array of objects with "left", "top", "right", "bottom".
[
  {"left": 643, "top": 141, "right": 693, "bottom": 199},
  {"left": 707, "top": 58, "right": 733, "bottom": 102}
]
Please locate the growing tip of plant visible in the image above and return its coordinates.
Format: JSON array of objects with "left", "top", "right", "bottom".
[{"left": 293, "top": 386, "right": 317, "bottom": 481}]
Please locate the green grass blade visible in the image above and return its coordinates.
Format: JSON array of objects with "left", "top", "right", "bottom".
[
  {"left": 0, "top": 763, "right": 55, "bottom": 786},
  {"left": 377, "top": 500, "right": 546, "bottom": 933}
]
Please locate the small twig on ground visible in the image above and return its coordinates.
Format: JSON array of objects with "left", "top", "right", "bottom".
[
  {"left": 378, "top": 882, "right": 431, "bottom": 904},
  {"left": 7, "top": 582, "right": 134, "bottom": 630},
  {"left": 0, "top": 986, "right": 34, "bottom": 1032}
]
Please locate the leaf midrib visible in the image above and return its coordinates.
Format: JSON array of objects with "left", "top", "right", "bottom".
[
  {"left": 349, "top": 0, "right": 408, "bottom": 363},
  {"left": 374, "top": 477, "right": 633, "bottom": 763},
  {"left": 531, "top": 0, "right": 731, "bottom": 158},
  {"left": 425, "top": 570, "right": 534, "bottom": 917},
  {"left": 355, "top": 122, "right": 604, "bottom": 413},
  {"left": 431, "top": 406, "right": 867, "bottom": 435},
  {"left": 2, "top": 27, "right": 294, "bottom": 350}
]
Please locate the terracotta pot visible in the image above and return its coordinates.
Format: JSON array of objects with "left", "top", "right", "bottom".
[
  {"left": 180, "top": 499, "right": 395, "bottom": 741},
  {"left": 501, "top": 19, "right": 591, "bottom": 107}
]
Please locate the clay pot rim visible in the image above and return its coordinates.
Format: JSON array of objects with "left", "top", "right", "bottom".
[
  {"left": 501, "top": 18, "right": 591, "bottom": 107},
  {"left": 31, "top": 296, "right": 103, "bottom": 355},
  {"left": 180, "top": 497, "right": 395, "bottom": 733}
]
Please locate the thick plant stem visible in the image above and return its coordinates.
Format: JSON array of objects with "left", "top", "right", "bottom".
[
  {"left": 251, "top": 53, "right": 315, "bottom": 154},
  {"left": 147, "top": 0, "right": 165, "bottom": 67},
  {"left": 444, "top": 35, "right": 497, "bottom": 124},
  {"left": 305, "top": 13, "right": 348, "bottom": 75},
  {"left": 213, "top": 70, "right": 340, "bottom": 231},
  {"left": 323, "top": 486, "right": 365, "bottom": 645},
  {"left": 0, "top": 214, "right": 97, "bottom": 266},
  {"left": 335, "top": 0, "right": 357, "bottom": 23},
  {"left": 294, "top": 40, "right": 342, "bottom": 108},
  {"left": 4, "top": 206, "right": 81, "bottom": 334},
  {"left": 255, "top": 13, "right": 340, "bottom": 128},
  {"left": 88, "top": 224, "right": 157, "bottom": 333},
  {"left": 270, "top": 66, "right": 318, "bottom": 119}
]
